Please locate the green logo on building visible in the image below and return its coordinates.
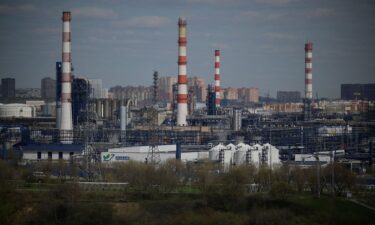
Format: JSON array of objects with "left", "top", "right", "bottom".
[{"left": 102, "top": 153, "right": 115, "bottom": 161}]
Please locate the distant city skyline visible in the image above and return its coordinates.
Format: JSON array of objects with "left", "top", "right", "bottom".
[{"left": 0, "top": 0, "right": 374, "bottom": 98}]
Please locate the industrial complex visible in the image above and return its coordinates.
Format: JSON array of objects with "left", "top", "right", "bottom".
[{"left": 0, "top": 11, "right": 374, "bottom": 181}]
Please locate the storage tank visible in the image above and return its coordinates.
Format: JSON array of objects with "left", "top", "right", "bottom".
[
  {"left": 248, "top": 145, "right": 261, "bottom": 166},
  {"left": 232, "top": 109, "right": 242, "bottom": 131},
  {"left": 226, "top": 143, "right": 236, "bottom": 160},
  {"left": 262, "top": 143, "right": 281, "bottom": 168},
  {"left": 209, "top": 143, "right": 225, "bottom": 161},
  {"left": 234, "top": 148, "right": 247, "bottom": 165},
  {"left": 233, "top": 143, "right": 249, "bottom": 165},
  {"left": 96, "top": 99, "right": 102, "bottom": 118},
  {"left": 219, "top": 149, "right": 233, "bottom": 165},
  {"left": 42, "top": 102, "right": 56, "bottom": 116},
  {"left": 103, "top": 99, "right": 109, "bottom": 119}
]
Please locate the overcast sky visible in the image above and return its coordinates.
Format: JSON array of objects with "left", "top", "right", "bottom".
[{"left": 0, "top": 0, "right": 374, "bottom": 98}]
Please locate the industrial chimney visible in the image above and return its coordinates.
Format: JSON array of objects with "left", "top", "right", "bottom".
[
  {"left": 305, "top": 42, "right": 313, "bottom": 100},
  {"left": 177, "top": 18, "right": 188, "bottom": 126},
  {"left": 304, "top": 42, "right": 313, "bottom": 121},
  {"left": 214, "top": 50, "right": 221, "bottom": 108},
  {"left": 60, "top": 11, "right": 73, "bottom": 143}
]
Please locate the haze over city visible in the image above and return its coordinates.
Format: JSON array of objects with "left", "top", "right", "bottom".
[
  {"left": 1, "top": 1, "right": 375, "bottom": 224},
  {"left": 0, "top": 0, "right": 374, "bottom": 98}
]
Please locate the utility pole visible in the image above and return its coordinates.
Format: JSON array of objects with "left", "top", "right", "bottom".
[
  {"left": 316, "top": 154, "right": 320, "bottom": 198},
  {"left": 331, "top": 151, "right": 335, "bottom": 196},
  {"left": 268, "top": 126, "right": 272, "bottom": 190}
]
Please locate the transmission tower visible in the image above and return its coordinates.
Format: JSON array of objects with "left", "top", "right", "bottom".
[
  {"left": 153, "top": 71, "right": 159, "bottom": 105},
  {"left": 146, "top": 108, "right": 161, "bottom": 165}
]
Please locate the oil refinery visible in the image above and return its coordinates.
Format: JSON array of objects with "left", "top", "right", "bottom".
[{"left": 0, "top": 11, "right": 374, "bottom": 180}]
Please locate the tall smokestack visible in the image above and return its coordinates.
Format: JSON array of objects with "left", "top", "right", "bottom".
[
  {"left": 60, "top": 11, "right": 73, "bottom": 143},
  {"left": 305, "top": 42, "right": 313, "bottom": 100},
  {"left": 177, "top": 17, "right": 188, "bottom": 126},
  {"left": 304, "top": 42, "right": 313, "bottom": 121},
  {"left": 214, "top": 50, "right": 221, "bottom": 108}
]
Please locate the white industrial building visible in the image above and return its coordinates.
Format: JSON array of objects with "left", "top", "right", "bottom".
[
  {"left": 294, "top": 150, "right": 345, "bottom": 167},
  {"left": 101, "top": 145, "right": 208, "bottom": 163},
  {"left": 20, "top": 144, "right": 82, "bottom": 161},
  {"left": 0, "top": 103, "right": 35, "bottom": 118},
  {"left": 102, "top": 143, "right": 281, "bottom": 170}
]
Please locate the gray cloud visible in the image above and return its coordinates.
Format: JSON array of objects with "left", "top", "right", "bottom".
[
  {"left": 112, "top": 16, "right": 172, "bottom": 28},
  {"left": 0, "top": 3, "right": 36, "bottom": 14},
  {"left": 254, "top": 0, "right": 297, "bottom": 5},
  {"left": 72, "top": 7, "right": 118, "bottom": 19},
  {"left": 0, "top": 0, "right": 374, "bottom": 98},
  {"left": 264, "top": 32, "right": 297, "bottom": 40},
  {"left": 307, "top": 8, "right": 337, "bottom": 18}
]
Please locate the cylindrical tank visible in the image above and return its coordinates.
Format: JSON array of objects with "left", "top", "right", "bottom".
[
  {"left": 226, "top": 143, "right": 236, "bottom": 162},
  {"left": 103, "top": 99, "right": 109, "bottom": 119},
  {"left": 232, "top": 109, "right": 242, "bottom": 131},
  {"left": 120, "top": 106, "right": 127, "bottom": 131},
  {"left": 209, "top": 143, "right": 225, "bottom": 161},
  {"left": 209, "top": 148, "right": 220, "bottom": 161},
  {"left": 42, "top": 103, "right": 56, "bottom": 116},
  {"left": 219, "top": 150, "right": 232, "bottom": 165},
  {"left": 111, "top": 99, "right": 118, "bottom": 120},
  {"left": 234, "top": 149, "right": 247, "bottom": 165},
  {"left": 96, "top": 99, "right": 102, "bottom": 118}
]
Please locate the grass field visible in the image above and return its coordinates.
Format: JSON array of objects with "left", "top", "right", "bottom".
[{"left": 2, "top": 180, "right": 375, "bottom": 225}]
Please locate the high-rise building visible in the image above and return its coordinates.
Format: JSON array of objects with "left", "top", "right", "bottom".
[
  {"left": 341, "top": 84, "right": 375, "bottom": 101},
  {"left": 41, "top": 77, "right": 56, "bottom": 99},
  {"left": 159, "top": 76, "right": 177, "bottom": 102},
  {"left": 188, "top": 77, "right": 206, "bottom": 102},
  {"left": 238, "top": 87, "right": 259, "bottom": 103},
  {"left": 224, "top": 87, "right": 238, "bottom": 100},
  {"left": 248, "top": 88, "right": 259, "bottom": 103},
  {"left": 89, "top": 79, "right": 103, "bottom": 99},
  {"left": 1, "top": 78, "right": 15, "bottom": 98},
  {"left": 109, "top": 85, "right": 152, "bottom": 105},
  {"left": 277, "top": 91, "right": 301, "bottom": 103},
  {"left": 198, "top": 85, "right": 207, "bottom": 102}
]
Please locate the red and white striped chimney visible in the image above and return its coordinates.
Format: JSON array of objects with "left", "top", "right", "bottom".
[
  {"left": 214, "top": 50, "right": 221, "bottom": 108},
  {"left": 177, "top": 17, "right": 188, "bottom": 126},
  {"left": 60, "top": 11, "right": 73, "bottom": 143},
  {"left": 305, "top": 42, "right": 313, "bottom": 100}
]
